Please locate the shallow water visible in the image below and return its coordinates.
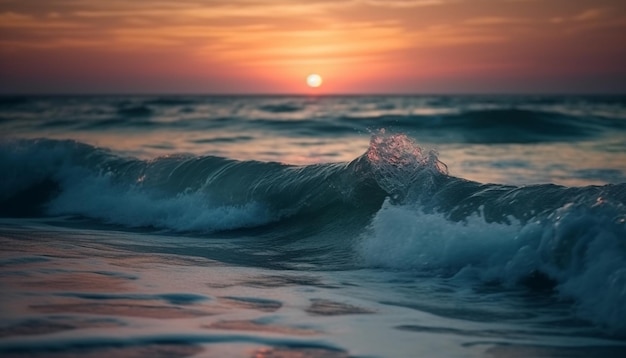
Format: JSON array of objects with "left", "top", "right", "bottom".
[{"left": 1, "top": 95, "right": 626, "bottom": 357}]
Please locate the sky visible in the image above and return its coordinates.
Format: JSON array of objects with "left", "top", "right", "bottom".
[{"left": 0, "top": 0, "right": 625, "bottom": 94}]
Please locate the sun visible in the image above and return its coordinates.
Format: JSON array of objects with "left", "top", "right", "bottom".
[{"left": 306, "top": 74, "right": 323, "bottom": 88}]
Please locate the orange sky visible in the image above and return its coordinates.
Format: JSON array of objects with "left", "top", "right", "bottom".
[{"left": 1, "top": 0, "right": 625, "bottom": 94}]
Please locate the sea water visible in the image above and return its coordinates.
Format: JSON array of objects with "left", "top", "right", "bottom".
[{"left": 1, "top": 95, "right": 625, "bottom": 357}]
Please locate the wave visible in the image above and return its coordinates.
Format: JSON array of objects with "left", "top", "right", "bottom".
[
  {"left": 0, "top": 137, "right": 387, "bottom": 229},
  {"left": 4, "top": 96, "right": 626, "bottom": 144},
  {"left": 340, "top": 108, "right": 623, "bottom": 143},
  {"left": 260, "top": 103, "right": 304, "bottom": 113},
  {"left": 144, "top": 97, "right": 198, "bottom": 106},
  {"left": 117, "top": 105, "right": 154, "bottom": 117},
  {"left": 1, "top": 133, "right": 626, "bottom": 334}
]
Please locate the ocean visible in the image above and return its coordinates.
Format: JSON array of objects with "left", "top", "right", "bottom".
[{"left": 1, "top": 95, "right": 625, "bottom": 357}]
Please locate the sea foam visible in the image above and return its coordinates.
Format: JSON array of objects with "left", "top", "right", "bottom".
[
  {"left": 359, "top": 135, "right": 626, "bottom": 334},
  {"left": 2, "top": 134, "right": 626, "bottom": 333}
]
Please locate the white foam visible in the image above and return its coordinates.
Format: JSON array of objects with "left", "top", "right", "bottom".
[
  {"left": 47, "top": 171, "right": 275, "bottom": 232},
  {"left": 359, "top": 198, "right": 626, "bottom": 333},
  {"left": 359, "top": 198, "right": 522, "bottom": 274}
]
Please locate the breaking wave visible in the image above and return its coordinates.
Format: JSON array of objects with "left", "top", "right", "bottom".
[{"left": 1, "top": 133, "right": 625, "bottom": 334}]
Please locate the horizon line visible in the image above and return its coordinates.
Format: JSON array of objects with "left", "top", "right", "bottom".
[{"left": 1, "top": 92, "right": 625, "bottom": 97}]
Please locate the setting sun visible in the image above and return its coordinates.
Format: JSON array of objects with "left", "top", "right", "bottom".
[{"left": 306, "top": 74, "right": 323, "bottom": 88}]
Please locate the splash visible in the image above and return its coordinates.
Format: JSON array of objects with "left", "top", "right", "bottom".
[{"left": 365, "top": 130, "right": 448, "bottom": 202}]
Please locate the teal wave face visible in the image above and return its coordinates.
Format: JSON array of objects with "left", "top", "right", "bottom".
[
  {"left": 1, "top": 135, "right": 624, "bottom": 228},
  {"left": 2, "top": 133, "right": 626, "bottom": 333}
]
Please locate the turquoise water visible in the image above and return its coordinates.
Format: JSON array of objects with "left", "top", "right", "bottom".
[{"left": 1, "top": 95, "right": 626, "bottom": 357}]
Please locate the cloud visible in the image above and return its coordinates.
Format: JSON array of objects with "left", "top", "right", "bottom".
[
  {"left": 573, "top": 8, "right": 606, "bottom": 21},
  {"left": 463, "top": 16, "right": 528, "bottom": 26},
  {"left": 1, "top": 0, "right": 624, "bottom": 84},
  {"left": 196, "top": 21, "right": 411, "bottom": 67},
  {"left": 0, "top": 11, "right": 84, "bottom": 28},
  {"left": 359, "top": 0, "right": 454, "bottom": 8}
]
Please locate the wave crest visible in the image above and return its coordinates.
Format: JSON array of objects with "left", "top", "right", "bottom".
[
  {"left": 365, "top": 130, "right": 448, "bottom": 203},
  {"left": 2, "top": 135, "right": 626, "bottom": 333}
]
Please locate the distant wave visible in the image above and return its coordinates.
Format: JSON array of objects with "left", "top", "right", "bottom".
[
  {"left": 144, "top": 97, "right": 198, "bottom": 106},
  {"left": 3, "top": 96, "right": 625, "bottom": 144},
  {"left": 1, "top": 133, "right": 626, "bottom": 334},
  {"left": 117, "top": 105, "right": 154, "bottom": 117},
  {"left": 259, "top": 103, "right": 304, "bottom": 113},
  {"left": 340, "top": 108, "right": 623, "bottom": 143}
]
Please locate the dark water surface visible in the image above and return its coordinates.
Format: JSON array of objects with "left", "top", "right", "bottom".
[{"left": 1, "top": 95, "right": 626, "bottom": 357}]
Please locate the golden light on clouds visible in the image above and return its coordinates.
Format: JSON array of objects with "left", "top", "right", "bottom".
[{"left": 0, "top": 0, "right": 624, "bottom": 93}]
